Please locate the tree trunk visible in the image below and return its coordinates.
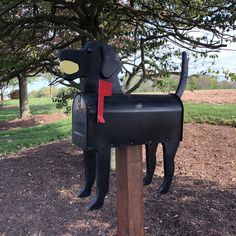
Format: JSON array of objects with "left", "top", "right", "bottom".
[
  {"left": 0, "top": 85, "right": 4, "bottom": 109},
  {"left": 0, "top": 83, "right": 4, "bottom": 101},
  {"left": 18, "top": 73, "right": 31, "bottom": 119},
  {"left": 0, "top": 89, "right": 4, "bottom": 101},
  {"left": 50, "top": 86, "right": 52, "bottom": 98}
]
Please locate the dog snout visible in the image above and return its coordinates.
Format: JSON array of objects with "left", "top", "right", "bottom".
[{"left": 59, "top": 60, "right": 79, "bottom": 75}]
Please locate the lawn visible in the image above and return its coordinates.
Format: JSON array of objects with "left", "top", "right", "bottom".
[
  {"left": 0, "top": 119, "right": 71, "bottom": 154},
  {"left": 184, "top": 102, "right": 236, "bottom": 126},
  {"left": 0, "top": 97, "right": 236, "bottom": 154},
  {"left": 1, "top": 97, "right": 71, "bottom": 154},
  {"left": 1, "top": 97, "right": 60, "bottom": 121}
]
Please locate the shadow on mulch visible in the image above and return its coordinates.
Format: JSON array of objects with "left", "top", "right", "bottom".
[
  {"left": 0, "top": 113, "right": 68, "bottom": 131},
  {"left": 0, "top": 137, "right": 235, "bottom": 236},
  {"left": 0, "top": 106, "right": 18, "bottom": 110}
]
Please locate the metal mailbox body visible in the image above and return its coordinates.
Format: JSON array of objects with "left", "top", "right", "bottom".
[{"left": 72, "top": 94, "right": 184, "bottom": 150}]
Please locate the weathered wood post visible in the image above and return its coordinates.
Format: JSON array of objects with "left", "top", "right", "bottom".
[{"left": 116, "top": 145, "right": 144, "bottom": 236}]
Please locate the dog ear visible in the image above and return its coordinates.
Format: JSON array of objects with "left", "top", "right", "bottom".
[{"left": 100, "top": 43, "right": 121, "bottom": 78}]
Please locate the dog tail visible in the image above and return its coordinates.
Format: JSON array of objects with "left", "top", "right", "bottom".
[{"left": 175, "top": 52, "right": 188, "bottom": 98}]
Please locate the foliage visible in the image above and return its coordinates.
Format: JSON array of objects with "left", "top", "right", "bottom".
[
  {"left": 52, "top": 87, "right": 78, "bottom": 114},
  {"left": 217, "top": 80, "right": 236, "bottom": 89},
  {"left": 9, "top": 90, "right": 20, "bottom": 99},
  {"left": 186, "top": 75, "right": 217, "bottom": 91},
  {"left": 223, "top": 70, "right": 236, "bottom": 81},
  {"left": 136, "top": 75, "right": 236, "bottom": 92},
  {"left": 29, "top": 86, "right": 60, "bottom": 98},
  {"left": 186, "top": 75, "right": 236, "bottom": 90},
  {"left": 0, "top": 0, "right": 235, "bottom": 92},
  {"left": 0, "top": 79, "right": 18, "bottom": 101},
  {"left": 0, "top": 1, "right": 235, "bottom": 115}
]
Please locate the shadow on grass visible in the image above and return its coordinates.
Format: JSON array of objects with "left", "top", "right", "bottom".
[
  {"left": 0, "top": 140, "right": 235, "bottom": 236},
  {"left": 0, "top": 99, "right": 61, "bottom": 121},
  {"left": 0, "top": 107, "right": 20, "bottom": 121},
  {"left": 29, "top": 103, "right": 59, "bottom": 115},
  {"left": 0, "top": 119, "right": 71, "bottom": 154}
]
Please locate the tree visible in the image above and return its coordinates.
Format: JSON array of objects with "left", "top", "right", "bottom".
[
  {"left": 0, "top": 0, "right": 235, "bottom": 96},
  {"left": 0, "top": 79, "right": 18, "bottom": 108},
  {"left": 224, "top": 70, "right": 236, "bottom": 81},
  {"left": 0, "top": 82, "right": 6, "bottom": 108},
  {"left": 0, "top": 82, "right": 6, "bottom": 102}
]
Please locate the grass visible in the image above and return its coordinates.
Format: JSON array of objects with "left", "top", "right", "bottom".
[
  {"left": 184, "top": 102, "right": 236, "bottom": 127},
  {"left": 1, "top": 97, "right": 236, "bottom": 154},
  {"left": 0, "top": 119, "right": 71, "bottom": 154},
  {"left": 1, "top": 97, "right": 60, "bottom": 121},
  {"left": 1, "top": 97, "right": 72, "bottom": 154}
]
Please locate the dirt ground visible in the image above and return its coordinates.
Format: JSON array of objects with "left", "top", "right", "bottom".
[
  {"left": 0, "top": 90, "right": 235, "bottom": 235},
  {"left": 182, "top": 89, "right": 236, "bottom": 104},
  {"left": 0, "top": 123, "right": 235, "bottom": 236},
  {"left": 0, "top": 113, "right": 68, "bottom": 131}
]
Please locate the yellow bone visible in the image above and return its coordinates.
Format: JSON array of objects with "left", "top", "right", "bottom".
[{"left": 59, "top": 60, "right": 79, "bottom": 74}]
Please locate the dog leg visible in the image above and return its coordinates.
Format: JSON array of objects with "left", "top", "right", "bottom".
[
  {"left": 89, "top": 147, "right": 111, "bottom": 210},
  {"left": 143, "top": 143, "right": 158, "bottom": 185},
  {"left": 78, "top": 149, "right": 96, "bottom": 198},
  {"left": 158, "top": 142, "right": 179, "bottom": 194}
]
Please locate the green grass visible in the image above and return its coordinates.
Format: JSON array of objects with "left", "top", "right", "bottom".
[
  {"left": 0, "top": 118, "right": 71, "bottom": 154},
  {"left": 1, "top": 98, "right": 236, "bottom": 154},
  {"left": 0, "top": 107, "right": 19, "bottom": 121},
  {"left": 1, "top": 97, "right": 72, "bottom": 154},
  {"left": 1, "top": 97, "right": 60, "bottom": 121},
  {"left": 184, "top": 102, "right": 236, "bottom": 127}
]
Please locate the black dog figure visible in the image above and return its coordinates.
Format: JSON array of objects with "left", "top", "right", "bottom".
[{"left": 59, "top": 41, "right": 188, "bottom": 210}]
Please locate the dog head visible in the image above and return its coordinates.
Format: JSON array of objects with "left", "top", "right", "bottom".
[{"left": 59, "top": 41, "right": 121, "bottom": 81}]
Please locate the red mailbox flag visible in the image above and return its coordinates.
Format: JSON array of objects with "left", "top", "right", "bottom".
[{"left": 97, "top": 80, "right": 112, "bottom": 123}]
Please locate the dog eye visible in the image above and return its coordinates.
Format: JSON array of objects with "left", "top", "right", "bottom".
[{"left": 87, "top": 48, "right": 93, "bottom": 53}]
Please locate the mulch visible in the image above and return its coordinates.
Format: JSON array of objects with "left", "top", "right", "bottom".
[
  {"left": 0, "top": 123, "right": 235, "bottom": 235},
  {"left": 0, "top": 113, "right": 68, "bottom": 131},
  {"left": 182, "top": 89, "right": 236, "bottom": 104}
]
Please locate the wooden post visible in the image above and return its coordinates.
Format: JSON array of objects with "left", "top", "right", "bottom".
[{"left": 116, "top": 145, "right": 144, "bottom": 236}]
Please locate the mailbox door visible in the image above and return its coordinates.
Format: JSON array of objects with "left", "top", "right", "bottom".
[{"left": 72, "top": 94, "right": 87, "bottom": 148}]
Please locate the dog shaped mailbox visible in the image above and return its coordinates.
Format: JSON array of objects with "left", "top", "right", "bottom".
[{"left": 59, "top": 41, "right": 188, "bottom": 210}]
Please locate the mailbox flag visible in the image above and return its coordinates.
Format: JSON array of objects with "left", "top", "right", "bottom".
[{"left": 97, "top": 80, "right": 112, "bottom": 123}]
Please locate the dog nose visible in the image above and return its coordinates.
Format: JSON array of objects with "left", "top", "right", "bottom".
[{"left": 59, "top": 60, "right": 79, "bottom": 74}]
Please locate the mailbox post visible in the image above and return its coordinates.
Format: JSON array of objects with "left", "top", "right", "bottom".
[{"left": 116, "top": 145, "right": 144, "bottom": 236}]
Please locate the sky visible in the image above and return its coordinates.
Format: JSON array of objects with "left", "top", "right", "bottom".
[
  {"left": 189, "top": 42, "right": 236, "bottom": 76},
  {"left": 28, "top": 42, "right": 236, "bottom": 92},
  {"left": 212, "top": 43, "right": 236, "bottom": 73}
]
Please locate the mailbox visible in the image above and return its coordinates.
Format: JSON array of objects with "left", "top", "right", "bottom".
[
  {"left": 58, "top": 41, "right": 188, "bottom": 210},
  {"left": 72, "top": 94, "right": 183, "bottom": 149}
]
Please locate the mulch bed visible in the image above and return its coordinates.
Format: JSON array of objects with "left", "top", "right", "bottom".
[
  {"left": 182, "top": 89, "right": 236, "bottom": 104},
  {"left": 0, "top": 123, "right": 235, "bottom": 235},
  {"left": 0, "top": 113, "right": 68, "bottom": 131}
]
